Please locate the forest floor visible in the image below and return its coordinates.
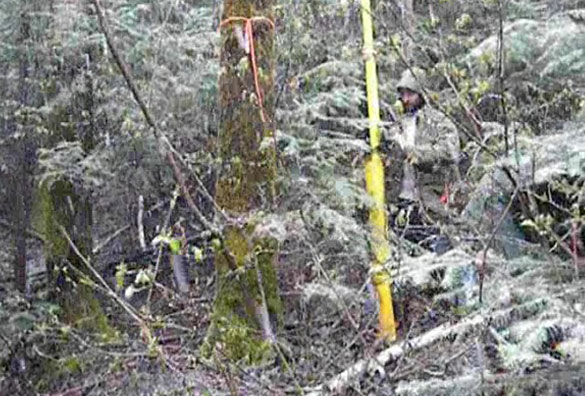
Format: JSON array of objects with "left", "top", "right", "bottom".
[
  {"left": 2, "top": 1, "right": 585, "bottom": 394},
  {"left": 1, "top": 224, "right": 585, "bottom": 395}
]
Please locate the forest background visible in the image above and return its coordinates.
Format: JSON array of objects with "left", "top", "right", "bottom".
[{"left": 1, "top": 0, "right": 584, "bottom": 395}]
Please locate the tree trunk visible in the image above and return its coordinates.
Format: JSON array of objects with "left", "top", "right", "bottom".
[
  {"left": 203, "top": 0, "right": 282, "bottom": 363},
  {"left": 11, "top": 0, "right": 33, "bottom": 295},
  {"left": 13, "top": 155, "right": 29, "bottom": 294},
  {"left": 41, "top": 179, "right": 110, "bottom": 332},
  {"left": 12, "top": 140, "right": 34, "bottom": 295},
  {"left": 38, "top": 38, "right": 112, "bottom": 336}
]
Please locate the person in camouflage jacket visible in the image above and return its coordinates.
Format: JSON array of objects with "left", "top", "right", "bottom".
[{"left": 384, "top": 68, "right": 461, "bottom": 220}]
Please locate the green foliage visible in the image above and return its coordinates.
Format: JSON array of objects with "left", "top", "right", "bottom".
[{"left": 1, "top": 0, "right": 584, "bottom": 393}]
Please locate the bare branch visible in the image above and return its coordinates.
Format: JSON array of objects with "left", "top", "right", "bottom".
[{"left": 137, "top": 195, "right": 146, "bottom": 251}]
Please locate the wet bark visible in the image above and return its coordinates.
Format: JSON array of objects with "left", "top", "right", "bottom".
[{"left": 204, "top": 0, "right": 282, "bottom": 362}]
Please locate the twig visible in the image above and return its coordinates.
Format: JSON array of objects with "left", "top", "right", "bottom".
[
  {"left": 94, "top": 199, "right": 171, "bottom": 255},
  {"left": 274, "top": 0, "right": 308, "bottom": 114},
  {"left": 90, "top": 0, "right": 222, "bottom": 233},
  {"left": 0, "top": 331, "right": 12, "bottom": 351},
  {"left": 248, "top": 240, "right": 276, "bottom": 344},
  {"left": 301, "top": 235, "right": 361, "bottom": 332},
  {"left": 137, "top": 195, "right": 146, "bottom": 251},
  {"left": 496, "top": 0, "right": 510, "bottom": 155},
  {"left": 306, "top": 314, "right": 486, "bottom": 395},
  {"left": 389, "top": 39, "right": 495, "bottom": 159},
  {"left": 146, "top": 188, "right": 179, "bottom": 313},
  {"left": 375, "top": 3, "right": 498, "bottom": 156},
  {"left": 59, "top": 226, "right": 145, "bottom": 328},
  {"left": 146, "top": 0, "right": 181, "bottom": 108},
  {"left": 571, "top": 221, "right": 580, "bottom": 280},
  {"left": 544, "top": 221, "right": 581, "bottom": 281},
  {"left": 401, "top": 0, "right": 415, "bottom": 59},
  {"left": 91, "top": 0, "right": 157, "bottom": 134},
  {"left": 68, "top": 329, "right": 147, "bottom": 358},
  {"left": 306, "top": 288, "right": 575, "bottom": 396},
  {"left": 442, "top": 69, "right": 483, "bottom": 140},
  {"left": 93, "top": 224, "right": 130, "bottom": 254},
  {"left": 395, "top": 363, "right": 585, "bottom": 395}
]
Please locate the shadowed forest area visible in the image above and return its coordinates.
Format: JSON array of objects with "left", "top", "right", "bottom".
[{"left": 1, "top": 0, "right": 584, "bottom": 395}]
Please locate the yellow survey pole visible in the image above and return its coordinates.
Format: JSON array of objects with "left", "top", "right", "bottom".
[{"left": 360, "top": 0, "right": 397, "bottom": 341}]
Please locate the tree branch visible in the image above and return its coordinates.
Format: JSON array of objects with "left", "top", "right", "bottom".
[
  {"left": 92, "top": 0, "right": 157, "bottom": 134},
  {"left": 90, "top": 0, "right": 223, "bottom": 233}
]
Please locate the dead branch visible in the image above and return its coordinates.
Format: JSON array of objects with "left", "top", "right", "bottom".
[
  {"left": 306, "top": 289, "right": 576, "bottom": 395},
  {"left": 137, "top": 195, "right": 146, "bottom": 251},
  {"left": 395, "top": 363, "right": 585, "bottom": 395},
  {"left": 59, "top": 226, "right": 145, "bottom": 327},
  {"left": 306, "top": 314, "right": 485, "bottom": 395},
  {"left": 92, "top": 224, "right": 130, "bottom": 254}
]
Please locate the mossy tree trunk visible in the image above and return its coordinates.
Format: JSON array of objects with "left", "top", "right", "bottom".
[
  {"left": 204, "top": 0, "right": 282, "bottom": 363},
  {"left": 41, "top": 179, "right": 110, "bottom": 332},
  {"left": 39, "top": 47, "right": 111, "bottom": 335}
]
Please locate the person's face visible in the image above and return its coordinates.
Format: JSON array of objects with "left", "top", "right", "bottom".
[{"left": 399, "top": 89, "right": 424, "bottom": 112}]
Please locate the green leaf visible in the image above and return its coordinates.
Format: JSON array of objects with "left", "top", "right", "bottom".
[
  {"left": 59, "top": 325, "right": 71, "bottom": 337},
  {"left": 193, "top": 246, "right": 204, "bottom": 263},
  {"left": 211, "top": 238, "right": 222, "bottom": 251},
  {"left": 169, "top": 238, "right": 182, "bottom": 254},
  {"left": 520, "top": 219, "right": 537, "bottom": 230},
  {"left": 79, "top": 276, "right": 96, "bottom": 288},
  {"left": 62, "top": 356, "right": 82, "bottom": 374},
  {"left": 115, "top": 262, "right": 127, "bottom": 291}
]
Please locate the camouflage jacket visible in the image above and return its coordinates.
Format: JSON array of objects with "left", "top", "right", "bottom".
[{"left": 383, "top": 107, "right": 461, "bottom": 215}]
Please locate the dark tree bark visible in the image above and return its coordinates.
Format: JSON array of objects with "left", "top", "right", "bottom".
[
  {"left": 202, "top": 0, "right": 282, "bottom": 362},
  {"left": 12, "top": 5, "right": 34, "bottom": 294}
]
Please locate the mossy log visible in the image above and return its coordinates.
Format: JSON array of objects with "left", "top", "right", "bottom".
[{"left": 203, "top": 0, "right": 282, "bottom": 363}]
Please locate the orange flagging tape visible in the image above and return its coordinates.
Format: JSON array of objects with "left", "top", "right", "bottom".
[{"left": 220, "top": 17, "right": 275, "bottom": 124}]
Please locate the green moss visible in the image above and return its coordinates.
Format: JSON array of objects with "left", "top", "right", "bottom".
[
  {"left": 208, "top": 0, "right": 279, "bottom": 364},
  {"left": 61, "top": 355, "right": 83, "bottom": 375},
  {"left": 38, "top": 180, "right": 69, "bottom": 258},
  {"left": 65, "top": 283, "right": 117, "bottom": 340},
  {"left": 36, "top": 177, "right": 116, "bottom": 339},
  {"left": 202, "top": 227, "right": 281, "bottom": 363},
  {"left": 202, "top": 315, "right": 272, "bottom": 363}
]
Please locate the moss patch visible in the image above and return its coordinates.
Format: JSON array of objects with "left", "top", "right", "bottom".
[
  {"left": 202, "top": 226, "right": 282, "bottom": 363},
  {"left": 38, "top": 178, "right": 116, "bottom": 340}
]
